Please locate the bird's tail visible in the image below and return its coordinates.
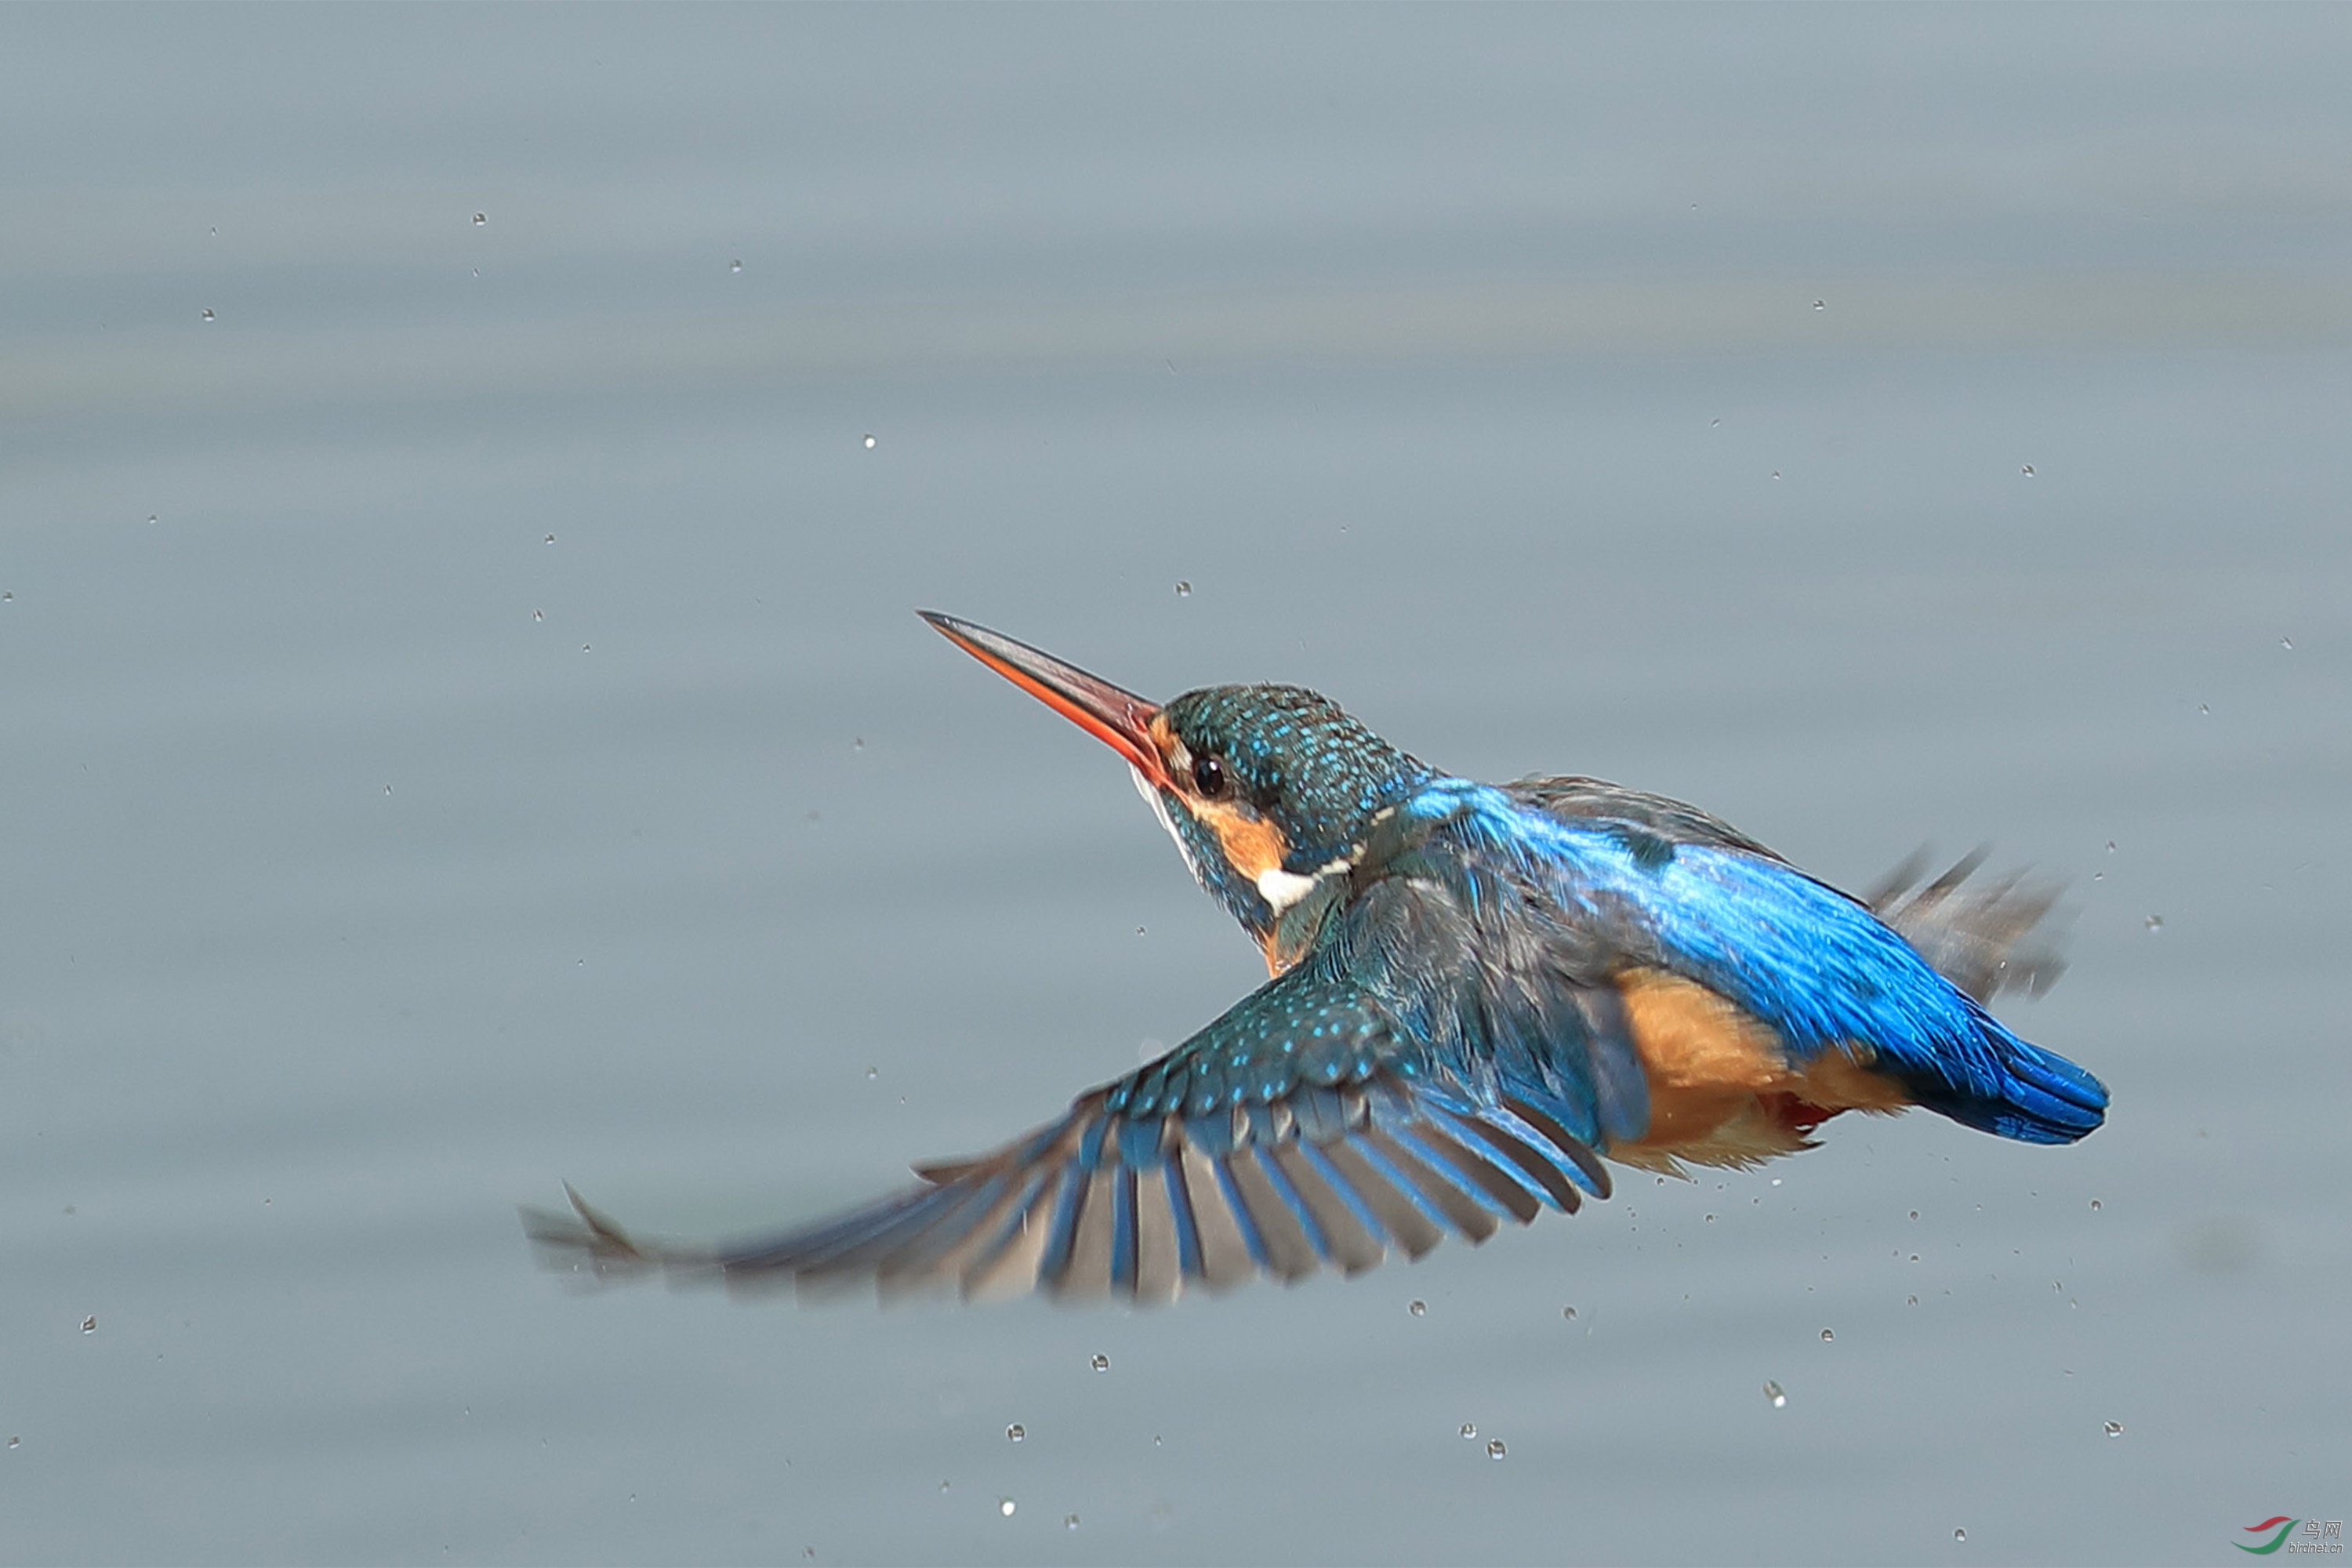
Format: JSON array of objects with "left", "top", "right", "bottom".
[
  {"left": 1862, "top": 848, "right": 2107, "bottom": 1143},
  {"left": 1911, "top": 1011, "right": 2110, "bottom": 1144}
]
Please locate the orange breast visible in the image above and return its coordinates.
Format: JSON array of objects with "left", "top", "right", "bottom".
[{"left": 1610, "top": 970, "right": 1913, "bottom": 1171}]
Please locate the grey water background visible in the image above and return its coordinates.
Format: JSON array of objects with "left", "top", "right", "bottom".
[{"left": 4, "top": 6, "right": 2348, "bottom": 1563}]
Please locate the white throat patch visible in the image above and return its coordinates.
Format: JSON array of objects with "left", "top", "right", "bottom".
[
  {"left": 1254, "top": 867, "right": 1321, "bottom": 912},
  {"left": 1256, "top": 851, "right": 1359, "bottom": 913}
]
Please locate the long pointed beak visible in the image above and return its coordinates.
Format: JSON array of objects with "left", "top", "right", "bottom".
[{"left": 918, "top": 611, "right": 1171, "bottom": 789}]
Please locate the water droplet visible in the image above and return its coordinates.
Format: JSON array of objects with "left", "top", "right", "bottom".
[
  {"left": 1005, "top": 1424, "right": 1024, "bottom": 1443},
  {"left": 5, "top": 1437, "right": 16, "bottom": 1450},
  {"left": 1813, "top": 299, "right": 1826, "bottom": 310},
  {"left": 1459, "top": 1423, "right": 1476, "bottom": 1440},
  {"left": 1911, "top": 1254, "right": 1920, "bottom": 1261},
  {"left": 201, "top": 308, "right": 215, "bottom": 321},
  {"left": 1819, "top": 1328, "right": 1833, "bottom": 1342},
  {"left": 1907, "top": 1294, "right": 1918, "bottom": 1305},
  {"left": 1955, "top": 1527, "right": 1967, "bottom": 1542},
  {"left": 580, "top": 644, "right": 590, "bottom": 653},
  {"left": 1763, "top": 1380, "right": 1786, "bottom": 1407},
  {"left": 1064, "top": 1514, "right": 1080, "bottom": 1530},
  {"left": 1174, "top": 580, "right": 1192, "bottom": 597},
  {"left": 2144, "top": 915, "right": 2163, "bottom": 932},
  {"left": 2021, "top": 464, "right": 2035, "bottom": 477},
  {"left": 1769, "top": 470, "right": 1781, "bottom": 480},
  {"left": 2103, "top": 1421, "right": 2123, "bottom": 1438},
  {"left": 939, "top": 1479, "right": 950, "bottom": 1492},
  {"left": 851, "top": 737, "right": 864, "bottom": 751},
  {"left": 867, "top": 1066, "right": 878, "bottom": 1080},
  {"left": 1408, "top": 1299, "right": 1426, "bottom": 1317},
  {"left": 2106, "top": 840, "right": 2117, "bottom": 853},
  {"left": 1710, "top": 418, "right": 1721, "bottom": 427},
  {"left": 532, "top": 609, "right": 543, "bottom": 622},
  {"left": 2, "top": 592, "right": 12, "bottom": 602},
  {"left": 862, "top": 434, "right": 876, "bottom": 450},
  {"left": 731, "top": 260, "right": 742, "bottom": 273},
  {"left": 383, "top": 784, "right": 394, "bottom": 796},
  {"left": 1486, "top": 1439, "right": 1507, "bottom": 1460},
  {"left": 2281, "top": 636, "right": 2293, "bottom": 649},
  {"left": 148, "top": 514, "right": 158, "bottom": 525},
  {"left": 1090, "top": 1353, "right": 1109, "bottom": 1372},
  {"left": 999, "top": 1498, "right": 1015, "bottom": 1517},
  {"left": 473, "top": 212, "right": 487, "bottom": 226},
  {"left": 1561, "top": 1305, "right": 1577, "bottom": 1320},
  {"left": 82, "top": 1316, "right": 96, "bottom": 1334},
  {"left": 2089, "top": 1199, "right": 2102, "bottom": 1211},
  {"left": 1704, "top": 1213, "right": 1714, "bottom": 1221},
  {"left": 544, "top": 533, "right": 556, "bottom": 545}
]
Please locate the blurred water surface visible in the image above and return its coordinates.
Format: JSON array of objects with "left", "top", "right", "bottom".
[{"left": 3, "top": 7, "right": 2349, "bottom": 1564}]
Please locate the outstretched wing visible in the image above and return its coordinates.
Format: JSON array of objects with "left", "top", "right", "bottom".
[{"left": 524, "top": 912, "right": 1610, "bottom": 1305}]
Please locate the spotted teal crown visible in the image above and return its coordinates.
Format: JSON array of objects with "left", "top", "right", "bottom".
[{"left": 1153, "top": 682, "right": 1430, "bottom": 927}]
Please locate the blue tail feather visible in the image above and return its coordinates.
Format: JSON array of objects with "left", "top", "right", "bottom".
[{"left": 1906, "top": 1018, "right": 2109, "bottom": 1145}]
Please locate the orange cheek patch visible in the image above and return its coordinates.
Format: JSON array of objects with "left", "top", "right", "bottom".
[{"left": 1193, "top": 801, "right": 1289, "bottom": 887}]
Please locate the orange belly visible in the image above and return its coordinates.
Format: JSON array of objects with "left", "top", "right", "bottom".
[{"left": 1610, "top": 970, "right": 1912, "bottom": 1172}]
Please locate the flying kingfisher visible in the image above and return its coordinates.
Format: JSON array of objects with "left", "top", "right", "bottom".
[{"left": 529, "top": 612, "right": 2107, "bottom": 1303}]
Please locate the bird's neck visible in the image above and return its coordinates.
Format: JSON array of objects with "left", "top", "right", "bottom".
[{"left": 1250, "top": 779, "right": 1457, "bottom": 975}]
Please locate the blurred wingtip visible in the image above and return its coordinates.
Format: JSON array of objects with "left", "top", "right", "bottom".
[
  {"left": 1870, "top": 846, "right": 2070, "bottom": 1003},
  {"left": 520, "top": 1185, "right": 721, "bottom": 1290}
]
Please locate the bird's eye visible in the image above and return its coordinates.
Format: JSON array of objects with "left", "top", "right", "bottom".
[{"left": 1190, "top": 751, "right": 1229, "bottom": 799}]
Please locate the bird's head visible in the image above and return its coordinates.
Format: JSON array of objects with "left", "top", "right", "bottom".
[{"left": 920, "top": 612, "right": 1429, "bottom": 955}]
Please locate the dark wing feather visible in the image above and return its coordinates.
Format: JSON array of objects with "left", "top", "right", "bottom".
[{"left": 523, "top": 907, "right": 1612, "bottom": 1305}]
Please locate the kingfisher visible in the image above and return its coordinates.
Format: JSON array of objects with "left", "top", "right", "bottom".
[{"left": 529, "top": 612, "right": 2107, "bottom": 1303}]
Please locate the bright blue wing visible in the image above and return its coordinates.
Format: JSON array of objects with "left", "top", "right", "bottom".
[{"left": 1446, "top": 782, "right": 2107, "bottom": 1143}]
